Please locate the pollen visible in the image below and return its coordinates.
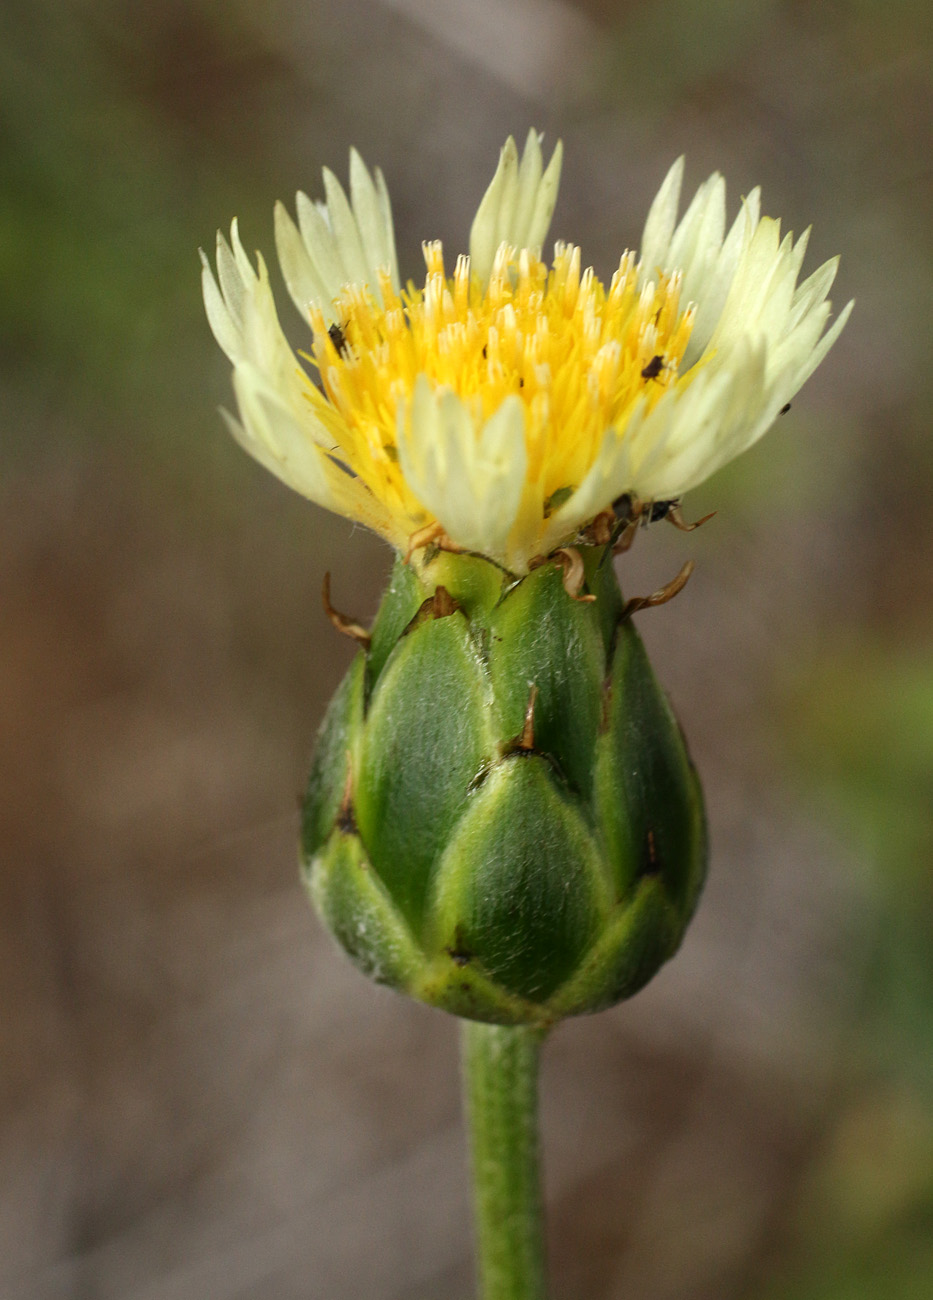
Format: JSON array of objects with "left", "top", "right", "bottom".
[{"left": 304, "top": 241, "right": 695, "bottom": 536}]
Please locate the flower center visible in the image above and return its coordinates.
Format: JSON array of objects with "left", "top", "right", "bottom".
[{"left": 303, "top": 241, "right": 696, "bottom": 531}]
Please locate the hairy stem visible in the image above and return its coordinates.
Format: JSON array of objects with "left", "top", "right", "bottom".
[{"left": 461, "top": 1021, "right": 547, "bottom": 1300}]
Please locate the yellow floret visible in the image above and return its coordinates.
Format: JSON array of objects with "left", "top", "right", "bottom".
[{"left": 304, "top": 241, "right": 696, "bottom": 558}]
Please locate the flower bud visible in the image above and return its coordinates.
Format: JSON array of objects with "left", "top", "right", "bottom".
[{"left": 302, "top": 549, "right": 706, "bottom": 1026}]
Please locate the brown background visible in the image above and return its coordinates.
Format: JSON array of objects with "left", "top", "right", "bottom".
[{"left": 2, "top": 2, "right": 932, "bottom": 1297}]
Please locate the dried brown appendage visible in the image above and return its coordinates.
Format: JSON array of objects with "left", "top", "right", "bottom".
[
  {"left": 583, "top": 507, "right": 637, "bottom": 554},
  {"left": 622, "top": 560, "right": 695, "bottom": 618},
  {"left": 642, "top": 828, "right": 661, "bottom": 876},
  {"left": 590, "top": 496, "right": 716, "bottom": 553},
  {"left": 586, "top": 509, "right": 615, "bottom": 547},
  {"left": 554, "top": 547, "right": 596, "bottom": 602},
  {"left": 664, "top": 504, "right": 716, "bottom": 532},
  {"left": 584, "top": 502, "right": 640, "bottom": 557},
  {"left": 322, "top": 572, "right": 372, "bottom": 647},
  {"left": 430, "top": 585, "right": 459, "bottom": 619},
  {"left": 404, "top": 521, "right": 467, "bottom": 563},
  {"left": 518, "top": 684, "right": 538, "bottom": 751},
  {"left": 336, "top": 760, "right": 357, "bottom": 834},
  {"left": 612, "top": 519, "right": 640, "bottom": 554},
  {"left": 501, "top": 683, "right": 539, "bottom": 757},
  {"left": 402, "top": 584, "right": 461, "bottom": 637}
]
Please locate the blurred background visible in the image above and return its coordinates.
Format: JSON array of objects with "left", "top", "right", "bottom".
[{"left": 1, "top": 1, "right": 931, "bottom": 1297}]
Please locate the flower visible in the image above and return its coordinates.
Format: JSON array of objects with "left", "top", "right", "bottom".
[{"left": 202, "top": 130, "right": 851, "bottom": 574}]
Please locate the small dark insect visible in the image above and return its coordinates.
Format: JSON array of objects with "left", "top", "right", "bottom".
[
  {"left": 482, "top": 344, "right": 488, "bottom": 359},
  {"left": 328, "top": 322, "right": 350, "bottom": 357},
  {"left": 611, "top": 493, "right": 679, "bottom": 527},
  {"left": 779, "top": 402, "right": 792, "bottom": 415},
  {"left": 611, "top": 492, "right": 636, "bottom": 524},
  {"left": 640, "top": 354, "right": 665, "bottom": 381},
  {"left": 647, "top": 499, "right": 678, "bottom": 523}
]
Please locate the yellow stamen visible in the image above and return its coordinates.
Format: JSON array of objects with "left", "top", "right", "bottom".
[{"left": 304, "top": 242, "right": 695, "bottom": 556}]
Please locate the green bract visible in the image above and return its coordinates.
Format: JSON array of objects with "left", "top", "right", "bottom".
[{"left": 301, "top": 550, "right": 706, "bottom": 1027}]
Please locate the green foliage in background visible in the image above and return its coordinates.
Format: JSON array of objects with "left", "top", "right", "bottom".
[
  {"left": 763, "top": 645, "right": 933, "bottom": 1300},
  {"left": 0, "top": 0, "right": 307, "bottom": 460}
]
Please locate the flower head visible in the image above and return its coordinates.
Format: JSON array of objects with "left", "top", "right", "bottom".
[{"left": 202, "top": 130, "right": 850, "bottom": 573}]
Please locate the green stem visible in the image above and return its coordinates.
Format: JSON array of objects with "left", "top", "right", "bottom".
[{"left": 461, "top": 1021, "right": 547, "bottom": 1300}]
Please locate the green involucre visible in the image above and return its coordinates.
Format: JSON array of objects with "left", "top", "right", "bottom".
[{"left": 302, "top": 549, "right": 706, "bottom": 1027}]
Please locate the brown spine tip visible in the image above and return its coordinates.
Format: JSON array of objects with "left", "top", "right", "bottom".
[
  {"left": 587, "top": 508, "right": 615, "bottom": 546},
  {"left": 555, "top": 547, "right": 596, "bottom": 602},
  {"left": 431, "top": 585, "right": 459, "bottom": 619},
  {"left": 612, "top": 519, "right": 639, "bottom": 555},
  {"left": 622, "top": 559, "right": 695, "bottom": 618},
  {"left": 336, "top": 759, "right": 357, "bottom": 835},
  {"left": 665, "top": 504, "right": 716, "bottom": 532},
  {"left": 641, "top": 828, "right": 662, "bottom": 876},
  {"left": 401, "top": 585, "right": 461, "bottom": 638},
  {"left": 519, "top": 683, "right": 538, "bottom": 751},
  {"left": 500, "top": 683, "right": 539, "bottom": 758},
  {"left": 322, "top": 573, "right": 372, "bottom": 647}
]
